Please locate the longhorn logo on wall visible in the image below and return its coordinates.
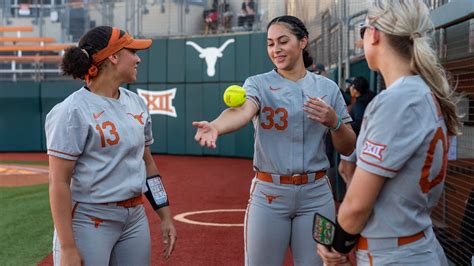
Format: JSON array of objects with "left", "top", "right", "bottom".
[
  {"left": 186, "top": 39, "right": 235, "bottom": 77},
  {"left": 137, "top": 88, "right": 177, "bottom": 118}
]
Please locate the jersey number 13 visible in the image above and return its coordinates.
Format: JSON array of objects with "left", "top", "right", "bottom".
[{"left": 95, "top": 121, "right": 121, "bottom": 148}]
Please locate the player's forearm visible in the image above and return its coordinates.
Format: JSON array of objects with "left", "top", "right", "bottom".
[
  {"left": 338, "top": 168, "right": 385, "bottom": 234},
  {"left": 143, "top": 147, "right": 159, "bottom": 176},
  {"left": 211, "top": 101, "right": 256, "bottom": 135},
  {"left": 331, "top": 123, "right": 356, "bottom": 156},
  {"left": 211, "top": 109, "right": 248, "bottom": 135},
  {"left": 155, "top": 206, "right": 173, "bottom": 221},
  {"left": 337, "top": 197, "right": 371, "bottom": 234},
  {"left": 49, "top": 180, "right": 77, "bottom": 249}
]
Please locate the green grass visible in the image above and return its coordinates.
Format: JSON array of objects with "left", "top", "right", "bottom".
[
  {"left": 0, "top": 184, "right": 53, "bottom": 265},
  {"left": 0, "top": 160, "right": 48, "bottom": 166}
]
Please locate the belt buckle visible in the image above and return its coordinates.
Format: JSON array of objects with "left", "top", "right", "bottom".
[{"left": 292, "top": 174, "right": 303, "bottom": 185}]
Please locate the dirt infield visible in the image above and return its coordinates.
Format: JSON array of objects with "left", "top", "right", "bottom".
[
  {"left": 0, "top": 152, "right": 49, "bottom": 187},
  {"left": 36, "top": 154, "right": 258, "bottom": 266},
  {"left": 0, "top": 152, "right": 48, "bottom": 162},
  {"left": 0, "top": 164, "right": 49, "bottom": 187}
]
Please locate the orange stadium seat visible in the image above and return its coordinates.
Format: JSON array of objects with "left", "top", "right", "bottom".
[
  {"left": 0, "top": 26, "right": 33, "bottom": 32},
  {"left": 0, "top": 45, "right": 72, "bottom": 52},
  {"left": 0, "top": 55, "right": 63, "bottom": 62},
  {"left": 0, "top": 37, "right": 56, "bottom": 43}
]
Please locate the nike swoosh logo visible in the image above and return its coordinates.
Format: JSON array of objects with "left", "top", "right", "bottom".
[
  {"left": 93, "top": 111, "right": 104, "bottom": 120},
  {"left": 269, "top": 86, "right": 282, "bottom": 91}
]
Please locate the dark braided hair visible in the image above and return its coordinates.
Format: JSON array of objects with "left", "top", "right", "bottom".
[{"left": 267, "top": 15, "right": 313, "bottom": 68}]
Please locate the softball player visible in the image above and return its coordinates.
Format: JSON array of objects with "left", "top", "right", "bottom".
[
  {"left": 193, "top": 16, "right": 356, "bottom": 265},
  {"left": 317, "top": 1, "right": 461, "bottom": 265},
  {"left": 46, "top": 26, "right": 176, "bottom": 266}
]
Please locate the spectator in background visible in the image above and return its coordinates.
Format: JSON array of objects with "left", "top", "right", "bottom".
[
  {"left": 222, "top": 3, "right": 233, "bottom": 33},
  {"left": 204, "top": 0, "right": 219, "bottom": 35},
  {"left": 344, "top": 78, "right": 354, "bottom": 104},
  {"left": 309, "top": 63, "right": 327, "bottom": 76},
  {"left": 204, "top": 9, "right": 219, "bottom": 35},
  {"left": 238, "top": 0, "right": 256, "bottom": 30},
  {"left": 338, "top": 76, "right": 374, "bottom": 185}
]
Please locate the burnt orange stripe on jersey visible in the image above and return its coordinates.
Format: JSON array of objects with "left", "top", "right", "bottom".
[
  {"left": 71, "top": 202, "right": 79, "bottom": 219},
  {"left": 358, "top": 157, "right": 398, "bottom": 173},
  {"left": 245, "top": 180, "right": 259, "bottom": 266},
  {"left": 362, "top": 151, "right": 385, "bottom": 161},
  {"left": 247, "top": 96, "right": 260, "bottom": 109},
  {"left": 48, "top": 149, "right": 80, "bottom": 158}
]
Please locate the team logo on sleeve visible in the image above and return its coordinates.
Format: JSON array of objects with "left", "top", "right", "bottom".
[
  {"left": 137, "top": 88, "right": 177, "bottom": 118},
  {"left": 362, "top": 139, "right": 387, "bottom": 161}
]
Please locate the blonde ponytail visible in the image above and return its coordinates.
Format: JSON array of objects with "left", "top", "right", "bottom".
[
  {"left": 411, "top": 36, "right": 461, "bottom": 135},
  {"left": 368, "top": 0, "right": 462, "bottom": 135}
]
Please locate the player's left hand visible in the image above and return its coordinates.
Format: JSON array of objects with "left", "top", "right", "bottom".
[
  {"left": 304, "top": 97, "right": 338, "bottom": 129},
  {"left": 316, "top": 244, "right": 351, "bottom": 266},
  {"left": 160, "top": 218, "right": 177, "bottom": 259}
]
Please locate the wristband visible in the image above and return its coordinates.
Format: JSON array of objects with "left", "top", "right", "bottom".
[
  {"left": 332, "top": 217, "right": 359, "bottom": 254},
  {"left": 329, "top": 116, "right": 342, "bottom": 132},
  {"left": 144, "top": 174, "right": 169, "bottom": 210}
]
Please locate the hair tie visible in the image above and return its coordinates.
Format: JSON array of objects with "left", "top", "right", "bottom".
[
  {"left": 81, "top": 48, "right": 89, "bottom": 58},
  {"left": 410, "top": 32, "right": 422, "bottom": 41}
]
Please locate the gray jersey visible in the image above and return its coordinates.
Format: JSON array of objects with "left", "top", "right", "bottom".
[
  {"left": 245, "top": 70, "right": 351, "bottom": 175},
  {"left": 356, "top": 75, "right": 448, "bottom": 238},
  {"left": 45, "top": 87, "right": 153, "bottom": 203}
]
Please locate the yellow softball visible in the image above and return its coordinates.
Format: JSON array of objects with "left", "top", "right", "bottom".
[{"left": 223, "top": 85, "right": 246, "bottom": 107}]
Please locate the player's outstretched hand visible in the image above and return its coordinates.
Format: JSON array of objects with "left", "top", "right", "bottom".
[
  {"left": 304, "top": 97, "right": 338, "bottom": 129},
  {"left": 161, "top": 218, "right": 177, "bottom": 259},
  {"left": 60, "top": 246, "right": 83, "bottom": 266},
  {"left": 192, "top": 121, "right": 218, "bottom": 148},
  {"left": 316, "top": 244, "right": 352, "bottom": 266}
]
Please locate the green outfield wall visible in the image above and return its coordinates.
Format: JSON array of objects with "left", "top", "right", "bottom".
[
  {"left": 0, "top": 32, "right": 372, "bottom": 158},
  {"left": 0, "top": 82, "right": 42, "bottom": 151},
  {"left": 0, "top": 32, "right": 271, "bottom": 157}
]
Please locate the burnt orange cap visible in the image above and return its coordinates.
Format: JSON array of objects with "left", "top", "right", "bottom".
[{"left": 91, "top": 27, "right": 152, "bottom": 65}]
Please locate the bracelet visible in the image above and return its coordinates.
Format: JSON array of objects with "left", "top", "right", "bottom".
[{"left": 329, "top": 116, "right": 342, "bottom": 132}]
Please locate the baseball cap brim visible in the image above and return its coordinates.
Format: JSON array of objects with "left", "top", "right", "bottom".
[{"left": 124, "top": 39, "right": 152, "bottom": 50}]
